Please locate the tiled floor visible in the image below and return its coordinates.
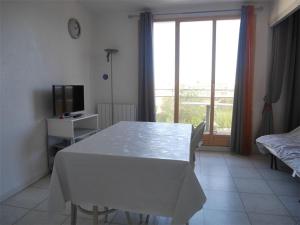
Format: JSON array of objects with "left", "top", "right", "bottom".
[{"left": 1, "top": 151, "right": 300, "bottom": 225}]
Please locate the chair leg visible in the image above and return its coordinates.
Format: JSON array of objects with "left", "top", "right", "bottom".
[
  {"left": 270, "top": 154, "right": 278, "bottom": 170},
  {"left": 125, "top": 211, "right": 132, "bottom": 225},
  {"left": 139, "top": 214, "right": 143, "bottom": 224},
  {"left": 93, "top": 205, "right": 98, "bottom": 225},
  {"left": 274, "top": 156, "right": 278, "bottom": 170},
  {"left": 270, "top": 155, "right": 274, "bottom": 169},
  {"left": 104, "top": 207, "right": 109, "bottom": 223},
  {"left": 71, "top": 203, "right": 77, "bottom": 225},
  {"left": 145, "top": 215, "right": 150, "bottom": 224}
]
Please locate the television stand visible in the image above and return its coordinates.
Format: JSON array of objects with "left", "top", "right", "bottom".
[
  {"left": 46, "top": 114, "right": 99, "bottom": 171},
  {"left": 72, "top": 113, "right": 83, "bottom": 118}
]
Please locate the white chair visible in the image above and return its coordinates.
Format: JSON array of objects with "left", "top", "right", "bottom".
[{"left": 190, "top": 122, "right": 206, "bottom": 166}]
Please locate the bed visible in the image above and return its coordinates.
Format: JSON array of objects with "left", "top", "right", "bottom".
[{"left": 256, "top": 126, "right": 300, "bottom": 177}]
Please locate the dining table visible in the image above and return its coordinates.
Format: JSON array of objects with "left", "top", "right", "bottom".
[{"left": 48, "top": 121, "right": 206, "bottom": 224}]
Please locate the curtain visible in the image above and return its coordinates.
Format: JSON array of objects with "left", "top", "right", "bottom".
[
  {"left": 231, "top": 6, "right": 255, "bottom": 155},
  {"left": 258, "top": 19, "right": 290, "bottom": 136},
  {"left": 258, "top": 9, "right": 300, "bottom": 134},
  {"left": 137, "top": 12, "right": 156, "bottom": 122},
  {"left": 285, "top": 11, "right": 300, "bottom": 131}
]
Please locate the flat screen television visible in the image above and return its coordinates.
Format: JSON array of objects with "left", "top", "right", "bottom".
[{"left": 52, "top": 85, "right": 84, "bottom": 116}]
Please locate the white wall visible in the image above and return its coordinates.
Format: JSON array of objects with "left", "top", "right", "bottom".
[
  {"left": 252, "top": 3, "right": 272, "bottom": 151},
  {"left": 91, "top": 2, "right": 272, "bottom": 153},
  {"left": 91, "top": 12, "right": 139, "bottom": 107},
  {"left": 270, "top": 0, "right": 300, "bottom": 26},
  {"left": 0, "top": 2, "right": 93, "bottom": 200}
]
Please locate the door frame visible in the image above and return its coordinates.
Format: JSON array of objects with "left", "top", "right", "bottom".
[{"left": 154, "top": 16, "right": 240, "bottom": 147}]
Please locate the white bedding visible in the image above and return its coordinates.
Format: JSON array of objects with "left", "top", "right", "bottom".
[{"left": 256, "top": 127, "right": 300, "bottom": 177}]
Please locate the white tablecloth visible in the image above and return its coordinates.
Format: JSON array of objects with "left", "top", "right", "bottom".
[{"left": 48, "top": 121, "right": 206, "bottom": 224}]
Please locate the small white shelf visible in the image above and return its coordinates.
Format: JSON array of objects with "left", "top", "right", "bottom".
[
  {"left": 47, "top": 114, "right": 99, "bottom": 142},
  {"left": 47, "top": 114, "right": 99, "bottom": 171},
  {"left": 74, "top": 128, "right": 98, "bottom": 140}
]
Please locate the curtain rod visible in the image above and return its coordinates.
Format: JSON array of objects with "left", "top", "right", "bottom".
[{"left": 128, "top": 6, "right": 263, "bottom": 18}]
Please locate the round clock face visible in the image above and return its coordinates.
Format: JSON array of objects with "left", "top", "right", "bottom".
[{"left": 68, "top": 18, "right": 81, "bottom": 39}]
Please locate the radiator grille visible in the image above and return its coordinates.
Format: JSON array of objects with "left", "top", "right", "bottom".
[{"left": 97, "top": 103, "right": 137, "bottom": 129}]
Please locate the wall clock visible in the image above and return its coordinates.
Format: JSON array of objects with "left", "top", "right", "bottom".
[{"left": 68, "top": 18, "right": 81, "bottom": 39}]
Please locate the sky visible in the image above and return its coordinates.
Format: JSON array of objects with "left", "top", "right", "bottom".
[{"left": 153, "top": 19, "right": 240, "bottom": 96}]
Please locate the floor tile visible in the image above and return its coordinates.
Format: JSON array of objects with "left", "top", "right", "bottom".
[
  {"left": 199, "top": 159, "right": 227, "bottom": 167},
  {"left": 278, "top": 195, "right": 300, "bottom": 217},
  {"left": 229, "top": 166, "right": 262, "bottom": 179},
  {"left": 34, "top": 199, "right": 70, "bottom": 216},
  {"left": 203, "top": 190, "right": 245, "bottom": 212},
  {"left": 15, "top": 210, "right": 67, "bottom": 225},
  {"left": 202, "top": 209, "right": 250, "bottom": 225},
  {"left": 110, "top": 211, "right": 147, "bottom": 225},
  {"left": 4, "top": 187, "right": 48, "bottom": 209},
  {"left": 198, "top": 151, "right": 225, "bottom": 159},
  {"left": 197, "top": 175, "right": 237, "bottom": 192},
  {"left": 267, "top": 180, "right": 300, "bottom": 197},
  {"left": 240, "top": 193, "right": 289, "bottom": 215},
  {"left": 157, "top": 216, "right": 172, "bottom": 225},
  {"left": 0, "top": 205, "right": 29, "bottom": 225},
  {"left": 35, "top": 200, "right": 117, "bottom": 222},
  {"left": 63, "top": 210, "right": 119, "bottom": 225},
  {"left": 258, "top": 169, "right": 298, "bottom": 182},
  {"left": 234, "top": 178, "right": 273, "bottom": 194},
  {"left": 31, "top": 176, "right": 51, "bottom": 189},
  {"left": 251, "top": 160, "right": 270, "bottom": 169},
  {"left": 248, "top": 154, "right": 268, "bottom": 161},
  {"left": 3, "top": 151, "right": 300, "bottom": 225},
  {"left": 62, "top": 217, "right": 93, "bottom": 225},
  {"left": 224, "top": 155, "right": 254, "bottom": 168},
  {"left": 189, "top": 210, "right": 204, "bottom": 225},
  {"left": 198, "top": 165, "right": 231, "bottom": 177},
  {"left": 199, "top": 153, "right": 227, "bottom": 166},
  {"left": 248, "top": 213, "right": 297, "bottom": 225}
]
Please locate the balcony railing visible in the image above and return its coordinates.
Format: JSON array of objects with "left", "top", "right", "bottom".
[{"left": 155, "top": 89, "right": 234, "bottom": 134}]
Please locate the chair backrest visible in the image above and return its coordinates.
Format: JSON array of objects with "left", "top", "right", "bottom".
[{"left": 191, "top": 122, "right": 206, "bottom": 151}]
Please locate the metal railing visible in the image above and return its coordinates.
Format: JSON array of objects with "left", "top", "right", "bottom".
[
  {"left": 155, "top": 88, "right": 234, "bottom": 98},
  {"left": 155, "top": 89, "right": 233, "bottom": 132}
]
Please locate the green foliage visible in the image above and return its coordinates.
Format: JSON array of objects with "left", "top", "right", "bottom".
[
  {"left": 156, "top": 92, "right": 233, "bottom": 133},
  {"left": 156, "top": 97, "right": 174, "bottom": 123},
  {"left": 214, "top": 107, "right": 233, "bottom": 129}
]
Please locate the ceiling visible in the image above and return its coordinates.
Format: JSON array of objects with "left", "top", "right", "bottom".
[{"left": 79, "top": 0, "right": 274, "bottom": 13}]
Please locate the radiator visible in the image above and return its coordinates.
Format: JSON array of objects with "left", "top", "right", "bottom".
[{"left": 97, "top": 103, "right": 137, "bottom": 129}]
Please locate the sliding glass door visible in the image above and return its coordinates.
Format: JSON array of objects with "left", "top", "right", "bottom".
[
  {"left": 214, "top": 20, "right": 240, "bottom": 134},
  {"left": 154, "top": 17, "right": 240, "bottom": 146},
  {"left": 153, "top": 21, "right": 175, "bottom": 123},
  {"left": 179, "top": 21, "right": 213, "bottom": 128}
]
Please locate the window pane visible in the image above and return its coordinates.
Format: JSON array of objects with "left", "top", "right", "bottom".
[
  {"left": 214, "top": 19, "right": 240, "bottom": 134},
  {"left": 153, "top": 22, "right": 175, "bottom": 123},
  {"left": 179, "top": 21, "right": 212, "bottom": 128}
]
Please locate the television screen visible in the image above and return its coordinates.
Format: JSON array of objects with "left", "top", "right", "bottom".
[{"left": 52, "top": 85, "right": 84, "bottom": 116}]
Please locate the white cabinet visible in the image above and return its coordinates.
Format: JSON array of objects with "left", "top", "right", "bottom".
[
  {"left": 47, "top": 114, "right": 99, "bottom": 143},
  {"left": 46, "top": 114, "right": 99, "bottom": 171}
]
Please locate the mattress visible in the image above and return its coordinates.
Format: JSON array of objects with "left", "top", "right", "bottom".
[{"left": 256, "top": 126, "right": 300, "bottom": 177}]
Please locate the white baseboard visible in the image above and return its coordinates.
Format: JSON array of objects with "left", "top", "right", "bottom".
[{"left": 0, "top": 170, "right": 49, "bottom": 202}]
